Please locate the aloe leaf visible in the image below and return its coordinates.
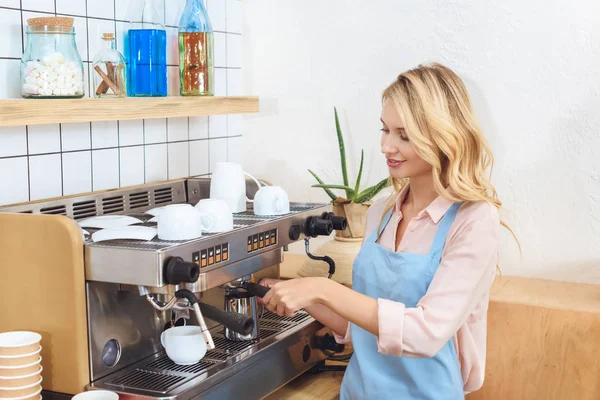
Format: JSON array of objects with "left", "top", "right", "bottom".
[
  {"left": 308, "top": 169, "right": 337, "bottom": 201},
  {"left": 334, "top": 107, "right": 351, "bottom": 198},
  {"left": 354, "top": 149, "right": 364, "bottom": 195},
  {"left": 311, "top": 184, "right": 356, "bottom": 198},
  {"left": 353, "top": 178, "right": 390, "bottom": 203}
]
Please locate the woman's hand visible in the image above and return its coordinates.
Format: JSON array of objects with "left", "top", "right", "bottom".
[{"left": 259, "top": 277, "right": 331, "bottom": 317}]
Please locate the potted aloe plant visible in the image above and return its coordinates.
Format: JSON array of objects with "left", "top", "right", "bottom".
[{"left": 308, "top": 107, "right": 390, "bottom": 239}]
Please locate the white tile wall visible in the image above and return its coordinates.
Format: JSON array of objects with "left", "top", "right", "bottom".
[
  {"left": 0, "top": 157, "right": 28, "bottom": 204},
  {"left": 120, "top": 146, "right": 145, "bottom": 187},
  {"left": 145, "top": 144, "right": 168, "bottom": 183},
  {"left": 209, "top": 137, "right": 227, "bottom": 172},
  {"left": 92, "top": 148, "right": 119, "bottom": 190},
  {"left": 61, "top": 123, "right": 91, "bottom": 151},
  {"left": 0, "top": 126, "right": 27, "bottom": 158},
  {"left": 55, "top": 0, "right": 85, "bottom": 17},
  {"left": 190, "top": 140, "right": 209, "bottom": 176},
  {"left": 0, "top": 0, "right": 243, "bottom": 205},
  {"left": 62, "top": 150, "right": 91, "bottom": 195},
  {"left": 168, "top": 142, "right": 189, "bottom": 179},
  {"left": 29, "top": 153, "right": 61, "bottom": 200},
  {"left": 92, "top": 121, "right": 119, "bottom": 149}
]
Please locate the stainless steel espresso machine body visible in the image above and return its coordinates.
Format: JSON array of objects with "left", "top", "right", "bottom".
[{"left": 0, "top": 178, "right": 340, "bottom": 400}]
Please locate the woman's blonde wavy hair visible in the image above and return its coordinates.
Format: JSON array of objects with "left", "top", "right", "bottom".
[{"left": 378, "top": 63, "right": 518, "bottom": 250}]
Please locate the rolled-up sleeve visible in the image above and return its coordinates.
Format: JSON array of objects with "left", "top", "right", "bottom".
[
  {"left": 333, "top": 322, "right": 352, "bottom": 344},
  {"left": 376, "top": 216, "right": 499, "bottom": 357}
]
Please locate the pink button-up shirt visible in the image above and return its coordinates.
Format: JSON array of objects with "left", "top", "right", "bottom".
[{"left": 334, "top": 185, "right": 500, "bottom": 393}]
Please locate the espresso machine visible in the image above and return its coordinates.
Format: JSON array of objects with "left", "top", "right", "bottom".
[{"left": 0, "top": 178, "right": 346, "bottom": 400}]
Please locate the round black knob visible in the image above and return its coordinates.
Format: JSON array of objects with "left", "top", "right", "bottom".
[
  {"left": 289, "top": 224, "right": 302, "bottom": 241},
  {"left": 305, "top": 217, "right": 333, "bottom": 237},
  {"left": 322, "top": 212, "right": 348, "bottom": 231},
  {"left": 164, "top": 257, "right": 199, "bottom": 285}
]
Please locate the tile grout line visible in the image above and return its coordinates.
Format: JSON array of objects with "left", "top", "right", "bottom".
[{"left": 0, "top": 136, "right": 239, "bottom": 161}]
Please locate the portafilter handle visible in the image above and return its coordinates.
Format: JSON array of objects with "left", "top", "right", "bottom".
[
  {"left": 175, "top": 289, "right": 255, "bottom": 347},
  {"left": 175, "top": 289, "right": 215, "bottom": 350}
]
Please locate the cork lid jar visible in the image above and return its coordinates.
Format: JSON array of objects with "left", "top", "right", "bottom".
[{"left": 20, "top": 17, "right": 85, "bottom": 98}]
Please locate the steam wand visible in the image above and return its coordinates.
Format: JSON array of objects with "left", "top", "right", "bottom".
[{"left": 304, "top": 238, "right": 335, "bottom": 279}]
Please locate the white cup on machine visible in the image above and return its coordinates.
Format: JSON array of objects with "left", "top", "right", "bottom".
[
  {"left": 210, "top": 162, "right": 262, "bottom": 213},
  {"left": 194, "top": 198, "right": 234, "bottom": 233},
  {"left": 161, "top": 326, "right": 207, "bottom": 365},
  {"left": 157, "top": 204, "right": 214, "bottom": 241},
  {"left": 72, "top": 390, "right": 119, "bottom": 400},
  {"left": 253, "top": 186, "right": 291, "bottom": 216}
]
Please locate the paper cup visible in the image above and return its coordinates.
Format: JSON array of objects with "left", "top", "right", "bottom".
[
  {"left": 0, "top": 376, "right": 42, "bottom": 398},
  {"left": 72, "top": 390, "right": 119, "bottom": 400},
  {"left": 9, "top": 387, "right": 41, "bottom": 400},
  {"left": 0, "top": 357, "right": 41, "bottom": 377},
  {"left": 0, "top": 348, "right": 42, "bottom": 368},
  {"left": 0, "top": 333, "right": 41, "bottom": 357},
  {"left": 0, "top": 366, "right": 42, "bottom": 388}
]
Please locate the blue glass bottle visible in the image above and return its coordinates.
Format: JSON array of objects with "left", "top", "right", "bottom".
[
  {"left": 179, "top": 0, "right": 214, "bottom": 96},
  {"left": 126, "top": 0, "right": 167, "bottom": 97}
]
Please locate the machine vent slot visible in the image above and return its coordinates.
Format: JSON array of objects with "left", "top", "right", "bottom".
[
  {"left": 40, "top": 205, "right": 67, "bottom": 216},
  {"left": 106, "top": 369, "right": 185, "bottom": 394},
  {"left": 102, "top": 196, "right": 125, "bottom": 214},
  {"left": 154, "top": 187, "right": 173, "bottom": 204},
  {"left": 72, "top": 200, "right": 97, "bottom": 219},
  {"left": 129, "top": 191, "right": 150, "bottom": 209},
  {"left": 19, "top": 210, "right": 33, "bottom": 214}
]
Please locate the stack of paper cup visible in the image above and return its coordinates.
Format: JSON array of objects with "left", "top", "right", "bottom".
[{"left": 0, "top": 332, "right": 43, "bottom": 400}]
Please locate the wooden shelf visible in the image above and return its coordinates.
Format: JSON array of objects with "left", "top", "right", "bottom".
[{"left": 0, "top": 96, "right": 259, "bottom": 127}]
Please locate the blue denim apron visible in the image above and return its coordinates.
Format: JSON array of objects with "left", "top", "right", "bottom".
[{"left": 340, "top": 202, "right": 464, "bottom": 400}]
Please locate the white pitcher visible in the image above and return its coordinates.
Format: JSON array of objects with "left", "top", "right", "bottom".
[{"left": 210, "top": 162, "right": 261, "bottom": 213}]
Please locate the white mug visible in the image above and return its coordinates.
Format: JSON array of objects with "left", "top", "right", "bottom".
[
  {"left": 194, "top": 199, "right": 234, "bottom": 233},
  {"left": 157, "top": 204, "right": 214, "bottom": 241},
  {"left": 210, "top": 162, "right": 262, "bottom": 213},
  {"left": 72, "top": 390, "right": 119, "bottom": 400},
  {"left": 253, "top": 186, "right": 291, "bottom": 216},
  {"left": 160, "top": 326, "right": 207, "bottom": 365}
]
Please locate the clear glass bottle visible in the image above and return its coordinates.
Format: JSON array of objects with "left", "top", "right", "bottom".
[
  {"left": 125, "top": 0, "right": 167, "bottom": 97},
  {"left": 20, "top": 17, "right": 85, "bottom": 99},
  {"left": 92, "top": 33, "right": 127, "bottom": 98},
  {"left": 178, "top": 0, "right": 214, "bottom": 96}
]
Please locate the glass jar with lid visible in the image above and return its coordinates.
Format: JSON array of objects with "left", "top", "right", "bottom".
[
  {"left": 92, "top": 33, "right": 127, "bottom": 98},
  {"left": 20, "top": 17, "right": 85, "bottom": 98}
]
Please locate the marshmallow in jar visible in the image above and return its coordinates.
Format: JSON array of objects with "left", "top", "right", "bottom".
[{"left": 20, "top": 17, "right": 85, "bottom": 98}]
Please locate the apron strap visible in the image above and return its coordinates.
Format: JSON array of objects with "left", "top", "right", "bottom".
[
  {"left": 428, "top": 202, "right": 462, "bottom": 259},
  {"left": 368, "top": 209, "right": 394, "bottom": 243}
]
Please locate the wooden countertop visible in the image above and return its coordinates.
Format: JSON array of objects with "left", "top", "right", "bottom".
[{"left": 263, "top": 363, "right": 345, "bottom": 400}]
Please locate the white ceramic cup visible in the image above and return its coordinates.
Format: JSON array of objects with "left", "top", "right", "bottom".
[
  {"left": 253, "top": 186, "right": 291, "bottom": 216},
  {"left": 209, "top": 162, "right": 262, "bottom": 213},
  {"left": 157, "top": 204, "right": 214, "bottom": 241},
  {"left": 160, "top": 326, "right": 207, "bottom": 365},
  {"left": 72, "top": 390, "right": 119, "bottom": 400},
  {"left": 194, "top": 199, "right": 234, "bottom": 233}
]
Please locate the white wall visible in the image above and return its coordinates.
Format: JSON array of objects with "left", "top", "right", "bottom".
[{"left": 242, "top": 0, "right": 600, "bottom": 284}]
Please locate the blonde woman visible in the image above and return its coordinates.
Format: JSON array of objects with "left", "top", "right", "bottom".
[{"left": 260, "top": 63, "right": 504, "bottom": 399}]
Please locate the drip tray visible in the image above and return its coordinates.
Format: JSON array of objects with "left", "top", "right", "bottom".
[{"left": 103, "top": 311, "right": 312, "bottom": 395}]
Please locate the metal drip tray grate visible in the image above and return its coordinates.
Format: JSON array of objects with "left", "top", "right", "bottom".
[
  {"left": 262, "top": 310, "right": 311, "bottom": 324},
  {"left": 145, "top": 357, "right": 215, "bottom": 374},
  {"left": 102, "top": 312, "right": 316, "bottom": 396},
  {"left": 106, "top": 368, "right": 187, "bottom": 394},
  {"left": 105, "top": 354, "right": 217, "bottom": 394}
]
